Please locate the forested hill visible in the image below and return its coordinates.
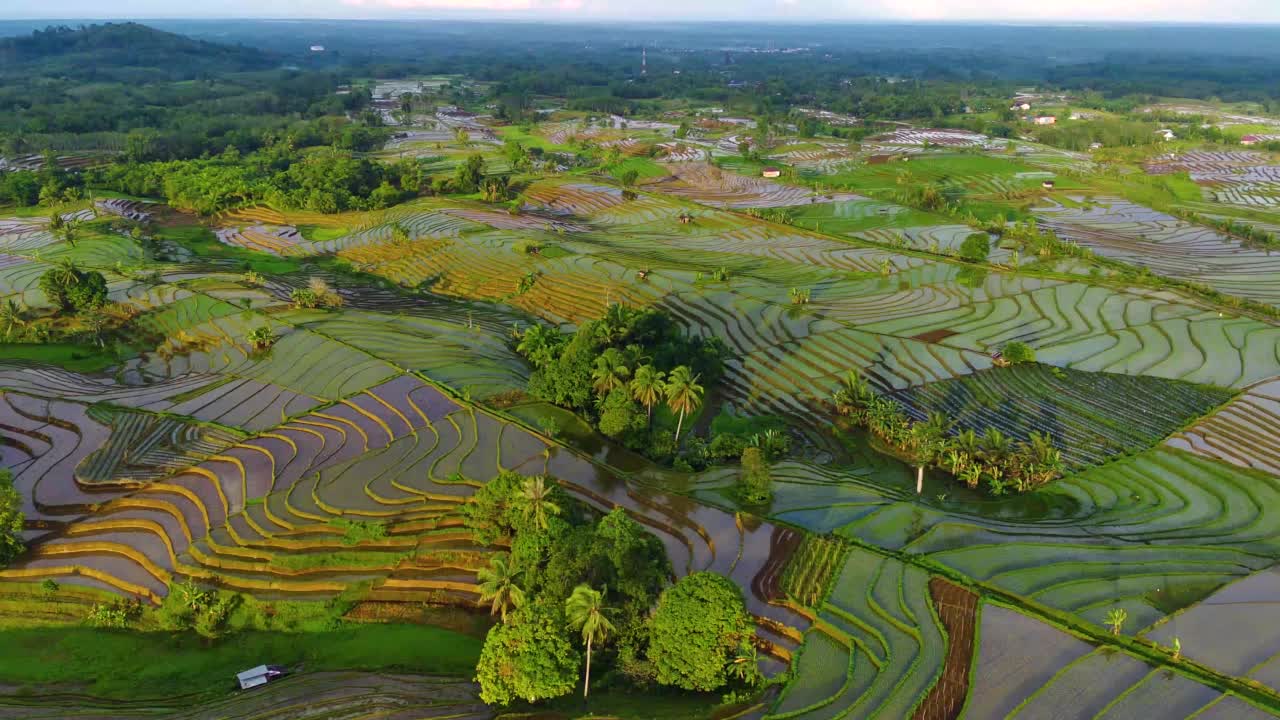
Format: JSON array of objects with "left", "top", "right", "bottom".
[{"left": 0, "top": 23, "right": 277, "bottom": 80}]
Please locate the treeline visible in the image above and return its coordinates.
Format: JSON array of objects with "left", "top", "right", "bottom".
[
  {"left": 0, "top": 24, "right": 374, "bottom": 160},
  {"left": 0, "top": 74, "right": 372, "bottom": 159},
  {"left": 831, "top": 368, "right": 1066, "bottom": 496},
  {"left": 85, "top": 146, "right": 429, "bottom": 215}
]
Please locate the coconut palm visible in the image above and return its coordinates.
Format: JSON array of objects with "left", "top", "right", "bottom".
[
  {"left": 516, "top": 324, "right": 559, "bottom": 365},
  {"left": 519, "top": 475, "right": 561, "bottom": 531},
  {"left": 564, "top": 584, "right": 615, "bottom": 699},
  {"left": 590, "top": 352, "right": 630, "bottom": 397},
  {"left": 477, "top": 553, "right": 525, "bottom": 623},
  {"left": 629, "top": 364, "right": 666, "bottom": 422},
  {"left": 664, "top": 365, "right": 704, "bottom": 442},
  {"left": 0, "top": 300, "right": 25, "bottom": 339},
  {"left": 51, "top": 258, "right": 80, "bottom": 286}
]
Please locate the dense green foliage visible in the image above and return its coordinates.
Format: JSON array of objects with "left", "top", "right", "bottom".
[
  {"left": 475, "top": 601, "right": 580, "bottom": 705},
  {"left": 517, "top": 306, "right": 730, "bottom": 465},
  {"left": 0, "top": 470, "right": 22, "bottom": 567},
  {"left": 465, "top": 472, "right": 675, "bottom": 703},
  {"left": 38, "top": 263, "right": 107, "bottom": 314},
  {"left": 832, "top": 370, "right": 1066, "bottom": 495},
  {"left": 649, "top": 572, "right": 758, "bottom": 693},
  {"left": 86, "top": 146, "right": 423, "bottom": 215}
]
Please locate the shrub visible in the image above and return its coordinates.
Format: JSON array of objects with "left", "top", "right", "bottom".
[
  {"left": 329, "top": 518, "right": 388, "bottom": 546},
  {"left": 1002, "top": 341, "right": 1036, "bottom": 364},
  {"left": 738, "top": 447, "right": 772, "bottom": 505},
  {"left": 0, "top": 470, "right": 22, "bottom": 566},
  {"left": 959, "top": 232, "right": 991, "bottom": 262}
]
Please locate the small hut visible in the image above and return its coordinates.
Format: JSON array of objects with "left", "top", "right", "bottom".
[{"left": 237, "top": 665, "right": 287, "bottom": 691}]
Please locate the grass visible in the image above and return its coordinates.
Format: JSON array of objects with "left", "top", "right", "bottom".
[
  {"left": 0, "top": 624, "right": 482, "bottom": 700},
  {"left": 0, "top": 342, "right": 118, "bottom": 373},
  {"left": 609, "top": 157, "right": 667, "bottom": 180},
  {"left": 269, "top": 550, "right": 408, "bottom": 572},
  {"left": 156, "top": 224, "right": 302, "bottom": 275},
  {"left": 298, "top": 224, "right": 350, "bottom": 242},
  {"left": 525, "top": 688, "right": 731, "bottom": 720}
]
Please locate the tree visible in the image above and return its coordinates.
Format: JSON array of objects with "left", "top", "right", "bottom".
[
  {"left": 619, "top": 169, "right": 639, "bottom": 187},
  {"left": 520, "top": 476, "right": 561, "bottom": 532},
  {"left": 629, "top": 364, "right": 666, "bottom": 423},
  {"left": 0, "top": 470, "right": 24, "bottom": 566},
  {"left": 650, "top": 572, "right": 754, "bottom": 692},
  {"left": 959, "top": 232, "right": 990, "bottom": 262},
  {"left": 454, "top": 154, "right": 485, "bottom": 193},
  {"left": 38, "top": 262, "right": 105, "bottom": 313},
  {"left": 565, "top": 584, "right": 615, "bottom": 699},
  {"left": 738, "top": 447, "right": 772, "bottom": 505},
  {"left": 478, "top": 553, "right": 526, "bottom": 623},
  {"left": 463, "top": 471, "right": 528, "bottom": 545},
  {"left": 475, "top": 602, "right": 580, "bottom": 706},
  {"left": 0, "top": 300, "right": 25, "bottom": 339},
  {"left": 590, "top": 350, "right": 630, "bottom": 397},
  {"left": 65, "top": 270, "right": 107, "bottom": 312},
  {"left": 664, "top": 365, "right": 704, "bottom": 442},
  {"left": 598, "top": 387, "right": 644, "bottom": 442}
]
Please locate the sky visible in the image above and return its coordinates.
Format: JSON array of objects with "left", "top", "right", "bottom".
[{"left": 4, "top": 0, "right": 1280, "bottom": 23}]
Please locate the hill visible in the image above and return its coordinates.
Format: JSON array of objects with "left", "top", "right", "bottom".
[{"left": 0, "top": 23, "right": 277, "bottom": 81}]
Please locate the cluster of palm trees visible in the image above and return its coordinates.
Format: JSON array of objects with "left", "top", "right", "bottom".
[
  {"left": 476, "top": 475, "right": 615, "bottom": 699},
  {"left": 831, "top": 370, "right": 1065, "bottom": 495},
  {"left": 590, "top": 355, "right": 705, "bottom": 441}
]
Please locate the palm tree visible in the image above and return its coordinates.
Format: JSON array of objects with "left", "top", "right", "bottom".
[
  {"left": 565, "top": 584, "right": 615, "bottom": 699},
  {"left": 0, "top": 300, "right": 25, "bottom": 339},
  {"left": 52, "top": 258, "right": 80, "bottom": 286},
  {"left": 629, "top": 365, "right": 666, "bottom": 422},
  {"left": 516, "top": 324, "right": 558, "bottom": 366},
  {"left": 590, "top": 353, "right": 630, "bottom": 397},
  {"left": 664, "top": 365, "right": 704, "bottom": 442},
  {"left": 519, "top": 475, "right": 561, "bottom": 531},
  {"left": 477, "top": 553, "right": 525, "bottom": 623}
]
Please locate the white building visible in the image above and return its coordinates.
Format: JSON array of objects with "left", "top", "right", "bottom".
[{"left": 1034, "top": 116, "right": 1057, "bottom": 126}]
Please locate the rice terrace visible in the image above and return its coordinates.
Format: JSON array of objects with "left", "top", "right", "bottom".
[{"left": 4, "top": 14, "right": 1280, "bottom": 720}]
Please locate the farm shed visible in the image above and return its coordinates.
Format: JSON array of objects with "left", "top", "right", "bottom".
[
  {"left": 761, "top": 167, "right": 782, "bottom": 178},
  {"left": 236, "top": 665, "right": 287, "bottom": 690},
  {"left": 1034, "top": 116, "right": 1057, "bottom": 125}
]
